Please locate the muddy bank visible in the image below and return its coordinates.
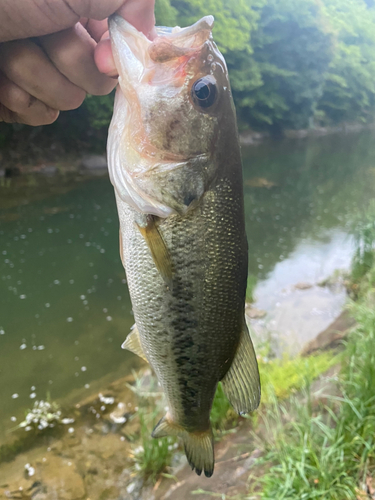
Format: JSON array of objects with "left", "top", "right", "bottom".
[
  {"left": 0, "top": 289, "right": 354, "bottom": 500},
  {"left": 0, "top": 374, "right": 140, "bottom": 500},
  {"left": 2, "top": 120, "right": 374, "bottom": 177}
]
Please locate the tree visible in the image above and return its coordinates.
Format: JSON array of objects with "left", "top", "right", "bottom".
[
  {"left": 317, "top": 0, "right": 375, "bottom": 124},
  {"left": 237, "top": 0, "right": 334, "bottom": 132}
]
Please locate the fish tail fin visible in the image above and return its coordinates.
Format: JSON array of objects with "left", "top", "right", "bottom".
[{"left": 152, "top": 414, "right": 214, "bottom": 478}]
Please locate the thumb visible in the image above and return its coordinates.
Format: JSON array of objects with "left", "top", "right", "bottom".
[{"left": 0, "top": 0, "right": 124, "bottom": 42}]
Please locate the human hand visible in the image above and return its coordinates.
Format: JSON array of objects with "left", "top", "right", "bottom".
[{"left": 0, "top": 0, "right": 155, "bottom": 126}]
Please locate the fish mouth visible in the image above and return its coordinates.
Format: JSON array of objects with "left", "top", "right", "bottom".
[
  {"left": 109, "top": 14, "right": 214, "bottom": 53},
  {"left": 108, "top": 15, "right": 217, "bottom": 217},
  {"left": 108, "top": 14, "right": 216, "bottom": 164},
  {"left": 108, "top": 14, "right": 215, "bottom": 85}
]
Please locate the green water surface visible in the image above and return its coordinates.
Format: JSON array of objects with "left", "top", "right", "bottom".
[{"left": 1, "top": 129, "right": 375, "bottom": 439}]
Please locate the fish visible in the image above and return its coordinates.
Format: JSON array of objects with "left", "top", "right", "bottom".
[{"left": 107, "top": 14, "right": 261, "bottom": 478}]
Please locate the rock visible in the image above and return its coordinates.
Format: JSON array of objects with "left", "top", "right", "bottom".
[
  {"left": 294, "top": 282, "right": 313, "bottom": 290},
  {"left": 101, "top": 449, "right": 115, "bottom": 460},
  {"left": 50, "top": 440, "right": 63, "bottom": 454},
  {"left": 99, "top": 486, "right": 120, "bottom": 499},
  {"left": 39, "top": 165, "right": 58, "bottom": 176},
  {"left": 0, "top": 455, "right": 85, "bottom": 500},
  {"left": 245, "top": 177, "right": 277, "bottom": 189},
  {"left": 301, "top": 310, "right": 356, "bottom": 356},
  {"left": 245, "top": 305, "right": 267, "bottom": 319},
  {"left": 40, "top": 455, "right": 86, "bottom": 500},
  {"left": 80, "top": 155, "right": 107, "bottom": 173}
]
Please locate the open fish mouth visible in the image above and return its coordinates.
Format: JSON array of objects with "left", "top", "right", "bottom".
[{"left": 107, "top": 14, "right": 225, "bottom": 218}]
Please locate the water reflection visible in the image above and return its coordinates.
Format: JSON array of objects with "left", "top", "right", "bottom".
[
  {"left": 0, "top": 178, "right": 137, "bottom": 441},
  {"left": 1, "top": 129, "right": 375, "bottom": 439},
  {"left": 242, "top": 131, "right": 375, "bottom": 353}
]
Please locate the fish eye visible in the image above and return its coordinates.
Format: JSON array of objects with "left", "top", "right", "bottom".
[{"left": 191, "top": 76, "right": 217, "bottom": 109}]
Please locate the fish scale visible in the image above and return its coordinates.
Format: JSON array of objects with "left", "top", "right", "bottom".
[
  {"left": 108, "top": 14, "right": 260, "bottom": 477},
  {"left": 117, "top": 173, "right": 247, "bottom": 428}
]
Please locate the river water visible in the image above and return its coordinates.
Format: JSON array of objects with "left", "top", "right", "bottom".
[{"left": 1, "top": 129, "right": 375, "bottom": 443}]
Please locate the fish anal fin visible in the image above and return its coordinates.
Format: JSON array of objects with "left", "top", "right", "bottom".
[
  {"left": 152, "top": 414, "right": 214, "bottom": 478},
  {"left": 136, "top": 217, "right": 173, "bottom": 287},
  {"left": 121, "top": 324, "right": 148, "bottom": 362},
  {"left": 221, "top": 323, "right": 261, "bottom": 415}
]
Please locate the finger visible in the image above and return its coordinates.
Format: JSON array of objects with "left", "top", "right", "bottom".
[
  {"left": 0, "top": 40, "right": 86, "bottom": 111},
  {"left": 94, "top": 0, "right": 157, "bottom": 78},
  {"left": 40, "top": 23, "right": 117, "bottom": 95},
  {"left": 81, "top": 19, "right": 109, "bottom": 43},
  {"left": 117, "top": 0, "right": 156, "bottom": 39},
  {"left": 0, "top": 73, "right": 59, "bottom": 126},
  {"left": 0, "top": 0, "right": 124, "bottom": 42},
  {"left": 94, "top": 34, "right": 118, "bottom": 78}
]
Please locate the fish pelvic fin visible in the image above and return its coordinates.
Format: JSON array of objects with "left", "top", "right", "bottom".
[
  {"left": 121, "top": 324, "right": 148, "bottom": 362},
  {"left": 152, "top": 415, "right": 214, "bottom": 478},
  {"left": 221, "top": 323, "right": 261, "bottom": 415},
  {"left": 136, "top": 216, "right": 173, "bottom": 288}
]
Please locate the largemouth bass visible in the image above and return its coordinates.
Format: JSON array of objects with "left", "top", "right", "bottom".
[{"left": 107, "top": 14, "right": 260, "bottom": 478}]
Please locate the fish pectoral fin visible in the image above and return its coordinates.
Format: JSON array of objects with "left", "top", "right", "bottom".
[
  {"left": 221, "top": 323, "right": 261, "bottom": 415},
  {"left": 152, "top": 415, "right": 214, "bottom": 478},
  {"left": 121, "top": 324, "right": 148, "bottom": 362},
  {"left": 136, "top": 216, "right": 173, "bottom": 287}
]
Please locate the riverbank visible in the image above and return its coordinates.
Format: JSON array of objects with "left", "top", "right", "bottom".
[
  {"left": 1, "top": 120, "right": 374, "bottom": 178},
  {"left": 0, "top": 233, "right": 369, "bottom": 498},
  {"left": 0, "top": 284, "right": 353, "bottom": 500},
  {"left": 2, "top": 129, "right": 375, "bottom": 498}
]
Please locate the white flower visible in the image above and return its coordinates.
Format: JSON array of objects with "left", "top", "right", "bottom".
[
  {"left": 98, "top": 393, "right": 115, "bottom": 405},
  {"left": 61, "top": 418, "right": 75, "bottom": 425}
]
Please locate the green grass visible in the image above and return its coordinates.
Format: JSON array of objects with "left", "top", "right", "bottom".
[
  {"left": 246, "top": 274, "right": 258, "bottom": 303},
  {"left": 126, "top": 371, "right": 176, "bottom": 483},
  {"left": 349, "top": 201, "right": 375, "bottom": 296},
  {"left": 132, "top": 407, "right": 175, "bottom": 483},
  {"left": 128, "top": 349, "right": 336, "bottom": 483},
  {"left": 211, "top": 382, "right": 238, "bottom": 432},
  {"left": 256, "top": 298, "right": 375, "bottom": 500},
  {"left": 258, "top": 352, "right": 336, "bottom": 403}
]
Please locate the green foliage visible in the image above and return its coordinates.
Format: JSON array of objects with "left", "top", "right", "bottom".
[
  {"left": 132, "top": 407, "right": 175, "bottom": 483},
  {"left": 155, "top": 0, "right": 178, "bottom": 26},
  {"left": 239, "top": 0, "right": 333, "bottom": 131},
  {"left": 259, "top": 352, "right": 335, "bottom": 403},
  {"left": 83, "top": 93, "right": 115, "bottom": 130},
  {"left": 127, "top": 371, "right": 176, "bottom": 482},
  {"left": 318, "top": 0, "right": 375, "bottom": 124},
  {"left": 258, "top": 293, "right": 375, "bottom": 499},
  {"left": 170, "top": 0, "right": 260, "bottom": 53},
  {"left": 246, "top": 274, "right": 258, "bottom": 302},
  {"left": 349, "top": 201, "right": 375, "bottom": 293},
  {"left": 210, "top": 382, "right": 238, "bottom": 431},
  {"left": 2, "top": 0, "right": 375, "bottom": 148}
]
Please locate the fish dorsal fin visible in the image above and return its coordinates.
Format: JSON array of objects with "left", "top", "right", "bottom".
[
  {"left": 136, "top": 216, "right": 173, "bottom": 287},
  {"left": 220, "top": 323, "right": 261, "bottom": 415},
  {"left": 121, "top": 324, "right": 148, "bottom": 362}
]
